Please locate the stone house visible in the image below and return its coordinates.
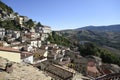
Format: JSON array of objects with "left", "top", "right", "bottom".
[
  {"left": 11, "top": 44, "right": 24, "bottom": 50},
  {"left": 35, "top": 26, "right": 42, "bottom": 33},
  {"left": 27, "top": 45, "right": 33, "bottom": 52},
  {"left": 13, "top": 31, "right": 20, "bottom": 39},
  {"left": 15, "top": 16, "right": 24, "bottom": 25},
  {"left": 40, "top": 45, "right": 48, "bottom": 50},
  {"left": 0, "top": 10, "right": 9, "bottom": 19},
  {"left": 54, "top": 49, "right": 63, "bottom": 59},
  {"left": 30, "top": 27, "right": 35, "bottom": 33},
  {"left": 27, "top": 39, "right": 42, "bottom": 48},
  {"left": 47, "top": 49, "right": 63, "bottom": 61},
  {"left": 25, "top": 32, "right": 40, "bottom": 40},
  {"left": 33, "top": 49, "right": 48, "bottom": 63},
  {"left": 40, "top": 33, "right": 48, "bottom": 41},
  {"left": 23, "top": 16, "right": 29, "bottom": 22},
  {"left": 41, "top": 33, "right": 49, "bottom": 38},
  {"left": 0, "top": 41, "right": 10, "bottom": 47},
  {"left": 6, "top": 30, "right": 14, "bottom": 38},
  {"left": 9, "top": 13, "right": 16, "bottom": 20},
  {"left": 10, "top": 41, "right": 21, "bottom": 46},
  {"left": 19, "top": 36, "right": 27, "bottom": 43},
  {"left": 42, "top": 26, "right": 51, "bottom": 34},
  {"left": 0, "top": 46, "right": 34, "bottom": 64},
  {"left": 20, "top": 45, "right": 34, "bottom": 52},
  {"left": 0, "top": 27, "right": 5, "bottom": 39},
  {"left": 47, "top": 44, "right": 57, "bottom": 49},
  {"left": 7, "top": 38, "right": 16, "bottom": 43},
  {"left": 40, "top": 36, "right": 45, "bottom": 41},
  {"left": 59, "top": 57, "right": 71, "bottom": 65},
  {"left": 21, "top": 51, "right": 33, "bottom": 64},
  {"left": 0, "top": 47, "right": 21, "bottom": 63}
]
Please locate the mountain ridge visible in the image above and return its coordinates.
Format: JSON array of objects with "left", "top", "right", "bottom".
[{"left": 76, "top": 24, "right": 120, "bottom": 32}]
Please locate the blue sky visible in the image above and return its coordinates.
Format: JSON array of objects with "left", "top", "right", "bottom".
[{"left": 2, "top": 0, "right": 120, "bottom": 30}]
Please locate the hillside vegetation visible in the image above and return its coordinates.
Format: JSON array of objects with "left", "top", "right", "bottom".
[
  {"left": 47, "top": 31, "right": 72, "bottom": 47},
  {"left": 0, "top": 20, "right": 21, "bottom": 30},
  {"left": 0, "top": 1, "right": 13, "bottom": 13},
  {"left": 58, "top": 29, "right": 120, "bottom": 50}
]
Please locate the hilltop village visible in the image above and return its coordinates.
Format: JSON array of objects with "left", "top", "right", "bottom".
[{"left": 0, "top": 1, "right": 120, "bottom": 80}]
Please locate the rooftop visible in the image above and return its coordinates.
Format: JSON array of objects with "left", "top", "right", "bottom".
[
  {"left": 0, "top": 47, "right": 20, "bottom": 53},
  {"left": 43, "top": 61, "right": 73, "bottom": 80}
]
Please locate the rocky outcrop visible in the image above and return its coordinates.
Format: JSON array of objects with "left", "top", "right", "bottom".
[{"left": 0, "top": 57, "right": 51, "bottom": 80}]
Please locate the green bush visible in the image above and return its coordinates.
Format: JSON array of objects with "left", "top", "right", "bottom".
[{"left": 0, "top": 20, "right": 21, "bottom": 30}]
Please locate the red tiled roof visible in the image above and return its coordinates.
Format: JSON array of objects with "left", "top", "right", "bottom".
[{"left": 0, "top": 47, "right": 20, "bottom": 53}]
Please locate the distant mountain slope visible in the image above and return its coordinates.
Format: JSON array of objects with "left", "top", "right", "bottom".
[
  {"left": 57, "top": 25, "right": 120, "bottom": 55},
  {"left": 77, "top": 25, "right": 120, "bottom": 32}
]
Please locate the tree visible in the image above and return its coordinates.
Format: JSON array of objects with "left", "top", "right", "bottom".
[
  {"left": 79, "top": 42, "right": 99, "bottom": 56},
  {"left": 25, "top": 19, "right": 34, "bottom": 28},
  {"left": 0, "top": 20, "right": 21, "bottom": 30},
  {"left": 36, "top": 22, "right": 43, "bottom": 27}
]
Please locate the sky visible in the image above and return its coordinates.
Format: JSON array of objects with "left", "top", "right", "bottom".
[{"left": 1, "top": 0, "right": 120, "bottom": 30}]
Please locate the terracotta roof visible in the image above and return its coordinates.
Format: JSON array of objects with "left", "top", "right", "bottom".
[
  {"left": 0, "top": 47, "right": 20, "bottom": 53},
  {"left": 44, "top": 63, "right": 73, "bottom": 79}
]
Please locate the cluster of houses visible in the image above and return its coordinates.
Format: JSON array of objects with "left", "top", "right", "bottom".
[
  {"left": 0, "top": 7, "right": 52, "bottom": 64},
  {"left": 0, "top": 7, "right": 29, "bottom": 23},
  {"left": 0, "top": 24, "right": 52, "bottom": 63},
  {"left": 0, "top": 25, "right": 119, "bottom": 80}
]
